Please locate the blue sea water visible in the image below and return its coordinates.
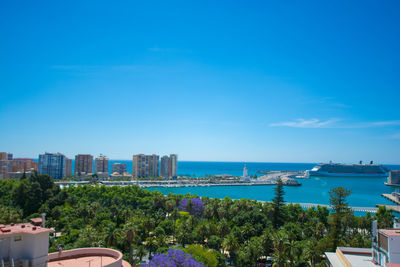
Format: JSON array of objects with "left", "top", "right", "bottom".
[{"left": 71, "top": 160, "right": 400, "bottom": 211}]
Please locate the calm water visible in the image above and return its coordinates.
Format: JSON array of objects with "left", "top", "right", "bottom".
[
  {"left": 70, "top": 160, "right": 400, "bottom": 210},
  {"left": 147, "top": 176, "right": 394, "bottom": 208}
]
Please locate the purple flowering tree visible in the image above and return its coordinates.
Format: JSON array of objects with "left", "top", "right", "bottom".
[
  {"left": 146, "top": 249, "right": 205, "bottom": 267},
  {"left": 178, "top": 198, "right": 204, "bottom": 218},
  {"left": 178, "top": 198, "right": 189, "bottom": 212},
  {"left": 190, "top": 198, "right": 204, "bottom": 218}
]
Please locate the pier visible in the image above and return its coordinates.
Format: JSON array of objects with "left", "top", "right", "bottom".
[
  {"left": 255, "top": 201, "right": 378, "bottom": 213},
  {"left": 382, "top": 193, "right": 400, "bottom": 205},
  {"left": 55, "top": 181, "right": 90, "bottom": 186},
  {"left": 379, "top": 193, "right": 400, "bottom": 213},
  {"left": 376, "top": 204, "right": 400, "bottom": 213},
  {"left": 56, "top": 179, "right": 300, "bottom": 188},
  {"left": 258, "top": 171, "right": 307, "bottom": 180},
  {"left": 294, "top": 203, "right": 378, "bottom": 213}
]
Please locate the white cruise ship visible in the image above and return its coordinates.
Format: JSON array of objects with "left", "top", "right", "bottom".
[{"left": 306, "top": 161, "right": 388, "bottom": 177}]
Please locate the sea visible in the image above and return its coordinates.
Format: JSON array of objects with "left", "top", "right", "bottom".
[{"left": 73, "top": 160, "right": 400, "bottom": 214}]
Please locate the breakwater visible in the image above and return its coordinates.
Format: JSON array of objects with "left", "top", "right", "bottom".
[{"left": 55, "top": 178, "right": 300, "bottom": 188}]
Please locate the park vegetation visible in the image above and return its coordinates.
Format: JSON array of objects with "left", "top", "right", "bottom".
[{"left": 0, "top": 172, "right": 395, "bottom": 267}]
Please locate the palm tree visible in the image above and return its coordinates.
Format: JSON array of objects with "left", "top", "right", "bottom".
[
  {"left": 303, "top": 239, "right": 319, "bottom": 266},
  {"left": 195, "top": 220, "right": 210, "bottom": 244},
  {"left": 222, "top": 233, "right": 239, "bottom": 265},
  {"left": 135, "top": 245, "right": 146, "bottom": 263},
  {"left": 144, "top": 235, "right": 157, "bottom": 258},
  {"left": 119, "top": 222, "right": 138, "bottom": 264},
  {"left": 271, "top": 231, "right": 289, "bottom": 267},
  {"left": 175, "top": 216, "right": 193, "bottom": 247},
  {"left": 247, "top": 236, "right": 264, "bottom": 265},
  {"left": 104, "top": 223, "right": 120, "bottom": 247},
  {"left": 286, "top": 240, "right": 298, "bottom": 267},
  {"left": 314, "top": 222, "right": 326, "bottom": 239},
  {"left": 217, "top": 218, "right": 230, "bottom": 238}
]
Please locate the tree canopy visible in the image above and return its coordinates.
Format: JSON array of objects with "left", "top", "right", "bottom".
[{"left": 0, "top": 176, "right": 388, "bottom": 267}]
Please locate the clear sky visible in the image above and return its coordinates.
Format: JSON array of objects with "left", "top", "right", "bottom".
[{"left": 1, "top": 1, "right": 400, "bottom": 163}]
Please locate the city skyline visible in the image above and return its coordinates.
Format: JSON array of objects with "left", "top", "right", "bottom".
[
  {"left": 4, "top": 150, "right": 400, "bottom": 165},
  {"left": 1, "top": 1, "right": 400, "bottom": 163}
]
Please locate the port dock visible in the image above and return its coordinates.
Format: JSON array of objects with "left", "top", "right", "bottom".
[
  {"left": 382, "top": 193, "right": 400, "bottom": 205},
  {"left": 257, "top": 201, "right": 378, "bottom": 213},
  {"left": 376, "top": 204, "right": 400, "bottom": 213},
  {"left": 56, "top": 178, "right": 301, "bottom": 188},
  {"left": 378, "top": 193, "right": 400, "bottom": 213}
]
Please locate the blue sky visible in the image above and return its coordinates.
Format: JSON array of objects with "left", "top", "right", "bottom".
[{"left": 1, "top": 1, "right": 400, "bottom": 163}]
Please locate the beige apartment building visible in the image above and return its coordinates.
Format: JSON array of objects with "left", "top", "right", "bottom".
[
  {"left": 111, "top": 163, "right": 127, "bottom": 175},
  {"left": 168, "top": 154, "right": 178, "bottom": 178},
  {"left": 0, "top": 153, "right": 37, "bottom": 179},
  {"left": 160, "top": 154, "right": 178, "bottom": 178},
  {"left": 65, "top": 158, "right": 72, "bottom": 177},
  {"left": 74, "top": 154, "right": 93, "bottom": 176},
  {"left": 95, "top": 154, "right": 109, "bottom": 174},
  {"left": 11, "top": 158, "right": 38, "bottom": 173},
  {"left": 132, "top": 154, "right": 159, "bottom": 178},
  {"left": 0, "top": 152, "right": 12, "bottom": 161}
]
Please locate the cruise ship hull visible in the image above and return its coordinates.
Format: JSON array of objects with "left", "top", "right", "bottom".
[{"left": 307, "top": 171, "right": 387, "bottom": 177}]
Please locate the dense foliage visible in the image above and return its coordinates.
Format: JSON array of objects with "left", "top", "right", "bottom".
[{"left": 0, "top": 173, "right": 394, "bottom": 267}]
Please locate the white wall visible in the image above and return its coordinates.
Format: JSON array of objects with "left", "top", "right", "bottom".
[
  {"left": 0, "top": 232, "right": 49, "bottom": 267},
  {"left": 389, "top": 236, "right": 400, "bottom": 263}
]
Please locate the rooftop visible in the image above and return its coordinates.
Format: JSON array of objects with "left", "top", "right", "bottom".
[
  {"left": 379, "top": 228, "right": 400, "bottom": 237},
  {"left": 325, "top": 247, "right": 376, "bottom": 267},
  {"left": 338, "top": 247, "right": 372, "bottom": 255},
  {"left": 48, "top": 256, "right": 125, "bottom": 267},
  {"left": 48, "top": 248, "right": 130, "bottom": 267},
  {"left": 0, "top": 223, "right": 53, "bottom": 236},
  {"left": 29, "top": 217, "right": 43, "bottom": 225},
  {"left": 325, "top": 252, "right": 344, "bottom": 267}
]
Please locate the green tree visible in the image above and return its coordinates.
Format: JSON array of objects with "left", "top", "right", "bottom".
[
  {"left": 328, "top": 187, "right": 351, "bottom": 250},
  {"left": 272, "top": 230, "right": 289, "bottom": 267},
  {"left": 103, "top": 223, "right": 119, "bottom": 247},
  {"left": 119, "top": 222, "right": 138, "bottom": 264},
  {"left": 175, "top": 213, "right": 194, "bottom": 247},
  {"left": 375, "top": 206, "right": 394, "bottom": 228},
  {"left": 207, "top": 235, "right": 222, "bottom": 251},
  {"left": 0, "top": 205, "right": 23, "bottom": 224},
  {"left": 135, "top": 245, "right": 146, "bottom": 263},
  {"left": 184, "top": 245, "right": 218, "bottom": 267},
  {"left": 222, "top": 233, "right": 239, "bottom": 265},
  {"left": 272, "top": 179, "right": 286, "bottom": 229},
  {"left": 303, "top": 239, "right": 320, "bottom": 266}
]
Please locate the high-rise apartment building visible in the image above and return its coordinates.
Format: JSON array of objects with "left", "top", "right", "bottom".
[
  {"left": 132, "top": 154, "right": 159, "bottom": 178},
  {"left": 38, "top": 153, "right": 66, "bottom": 179},
  {"left": 160, "top": 156, "right": 169, "bottom": 178},
  {"left": 0, "top": 152, "right": 12, "bottom": 179},
  {"left": 1, "top": 152, "right": 13, "bottom": 161},
  {"left": 111, "top": 163, "right": 127, "bottom": 175},
  {"left": 0, "top": 152, "right": 33, "bottom": 179},
  {"left": 168, "top": 154, "right": 178, "bottom": 178},
  {"left": 0, "top": 160, "right": 10, "bottom": 179},
  {"left": 75, "top": 154, "right": 93, "bottom": 176},
  {"left": 65, "top": 158, "right": 72, "bottom": 177},
  {"left": 11, "top": 158, "right": 38, "bottom": 172},
  {"left": 95, "top": 154, "right": 109, "bottom": 174},
  {"left": 0, "top": 152, "right": 7, "bottom": 160}
]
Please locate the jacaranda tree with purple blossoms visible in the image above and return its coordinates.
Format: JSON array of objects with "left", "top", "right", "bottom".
[
  {"left": 178, "top": 198, "right": 204, "bottom": 218},
  {"left": 146, "top": 249, "right": 205, "bottom": 267}
]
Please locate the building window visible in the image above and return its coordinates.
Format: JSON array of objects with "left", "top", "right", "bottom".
[
  {"left": 14, "top": 236, "right": 22, "bottom": 241},
  {"left": 378, "top": 233, "right": 388, "bottom": 251}
]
